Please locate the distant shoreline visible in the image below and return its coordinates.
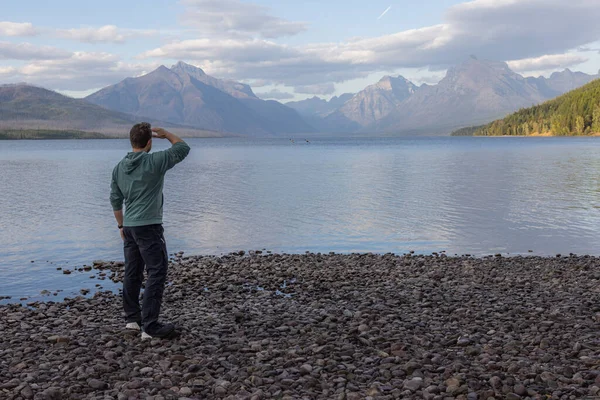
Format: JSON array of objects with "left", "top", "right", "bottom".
[
  {"left": 0, "top": 129, "right": 108, "bottom": 140},
  {"left": 472, "top": 133, "right": 600, "bottom": 138},
  {"left": 4, "top": 130, "right": 600, "bottom": 140}
]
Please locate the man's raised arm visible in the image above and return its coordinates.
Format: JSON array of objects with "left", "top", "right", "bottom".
[{"left": 151, "top": 127, "right": 191, "bottom": 172}]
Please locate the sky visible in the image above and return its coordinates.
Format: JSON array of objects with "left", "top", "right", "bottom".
[{"left": 1, "top": 0, "right": 600, "bottom": 101}]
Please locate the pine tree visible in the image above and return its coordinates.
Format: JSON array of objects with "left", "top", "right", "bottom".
[
  {"left": 575, "top": 115, "right": 585, "bottom": 135},
  {"left": 593, "top": 104, "right": 600, "bottom": 133}
]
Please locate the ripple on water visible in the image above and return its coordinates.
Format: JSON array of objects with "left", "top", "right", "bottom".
[{"left": 3, "top": 137, "right": 600, "bottom": 299}]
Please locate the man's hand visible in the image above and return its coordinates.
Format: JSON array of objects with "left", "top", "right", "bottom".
[
  {"left": 151, "top": 127, "right": 184, "bottom": 145},
  {"left": 114, "top": 210, "right": 124, "bottom": 241},
  {"left": 152, "top": 127, "right": 168, "bottom": 139}
]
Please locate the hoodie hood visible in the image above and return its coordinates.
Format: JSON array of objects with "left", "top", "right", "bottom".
[{"left": 123, "top": 151, "right": 146, "bottom": 174}]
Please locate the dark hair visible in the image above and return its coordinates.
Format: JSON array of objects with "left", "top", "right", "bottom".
[{"left": 130, "top": 122, "right": 152, "bottom": 149}]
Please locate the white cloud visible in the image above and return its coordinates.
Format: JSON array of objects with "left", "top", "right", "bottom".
[
  {"left": 577, "top": 45, "right": 600, "bottom": 54},
  {"left": 140, "top": 38, "right": 297, "bottom": 62},
  {"left": 1, "top": 21, "right": 167, "bottom": 44},
  {"left": 19, "top": 52, "right": 120, "bottom": 75},
  {"left": 411, "top": 74, "right": 445, "bottom": 85},
  {"left": 247, "top": 79, "right": 273, "bottom": 88},
  {"left": 0, "top": 41, "right": 71, "bottom": 60},
  {"left": 2, "top": 53, "right": 158, "bottom": 90},
  {"left": 507, "top": 54, "right": 589, "bottom": 73},
  {"left": 256, "top": 89, "right": 294, "bottom": 100},
  {"left": 141, "top": 0, "right": 600, "bottom": 91},
  {"left": 294, "top": 83, "right": 336, "bottom": 95},
  {"left": 443, "top": 0, "right": 600, "bottom": 59},
  {"left": 180, "top": 0, "right": 307, "bottom": 38},
  {"left": 54, "top": 25, "right": 162, "bottom": 44},
  {"left": 55, "top": 25, "right": 127, "bottom": 43},
  {"left": 55, "top": 88, "right": 102, "bottom": 98},
  {"left": 0, "top": 22, "right": 38, "bottom": 37},
  {"left": 3, "top": 0, "right": 600, "bottom": 95},
  {"left": 0, "top": 66, "right": 17, "bottom": 76}
]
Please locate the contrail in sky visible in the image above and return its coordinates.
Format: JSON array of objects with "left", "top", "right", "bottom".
[{"left": 377, "top": 5, "right": 392, "bottom": 20}]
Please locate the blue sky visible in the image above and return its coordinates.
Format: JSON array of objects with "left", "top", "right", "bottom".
[{"left": 1, "top": 0, "right": 600, "bottom": 101}]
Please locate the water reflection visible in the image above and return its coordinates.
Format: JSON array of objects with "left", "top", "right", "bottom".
[{"left": 2, "top": 137, "right": 600, "bottom": 300}]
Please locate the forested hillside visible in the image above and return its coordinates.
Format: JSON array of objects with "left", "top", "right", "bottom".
[{"left": 468, "top": 79, "right": 600, "bottom": 136}]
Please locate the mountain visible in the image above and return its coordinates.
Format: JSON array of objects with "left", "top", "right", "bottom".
[
  {"left": 0, "top": 84, "right": 220, "bottom": 136},
  {"left": 375, "top": 59, "right": 552, "bottom": 134},
  {"left": 285, "top": 93, "right": 355, "bottom": 133},
  {"left": 295, "top": 58, "right": 600, "bottom": 135},
  {"left": 170, "top": 61, "right": 255, "bottom": 99},
  {"left": 328, "top": 76, "right": 418, "bottom": 127},
  {"left": 5, "top": 59, "right": 598, "bottom": 138},
  {"left": 286, "top": 75, "right": 419, "bottom": 132},
  {"left": 0, "top": 84, "right": 133, "bottom": 128},
  {"left": 286, "top": 93, "right": 354, "bottom": 117},
  {"left": 86, "top": 62, "right": 314, "bottom": 136},
  {"left": 526, "top": 69, "right": 600, "bottom": 99},
  {"left": 453, "top": 78, "right": 600, "bottom": 136}
]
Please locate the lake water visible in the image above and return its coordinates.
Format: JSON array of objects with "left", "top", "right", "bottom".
[{"left": 2, "top": 136, "right": 600, "bottom": 302}]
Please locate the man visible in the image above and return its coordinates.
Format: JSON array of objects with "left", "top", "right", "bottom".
[{"left": 110, "top": 122, "right": 190, "bottom": 340}]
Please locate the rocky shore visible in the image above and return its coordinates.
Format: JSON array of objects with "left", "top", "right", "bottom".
[{"left": 1, "top": 252, "right": 600, "bottom": 400}]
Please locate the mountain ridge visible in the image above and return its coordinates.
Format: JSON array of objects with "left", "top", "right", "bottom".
[
  {"left": 328, "top": 75, "right": 418, "bottom": 128},
  {"left": 86, "top": 62, "right": 314, "bottom": 136},
  {"left": 3, "top": 59, "right": 600, "bottom": 138},
  {"left": 0, "top": 83, "right": 223, "bottom": 137},
  {"left": 288, "top": 59, "right": 600, "bottom": 135}
]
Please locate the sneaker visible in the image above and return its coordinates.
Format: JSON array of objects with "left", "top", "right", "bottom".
[
  {"left": 125, "top": 322, "right": 141, "bottom": 331},
  {"left": 141, "top": 322, "right": 178, "bottom": 340}
]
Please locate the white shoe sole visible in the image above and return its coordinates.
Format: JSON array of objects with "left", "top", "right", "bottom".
[
  {"left": 141, "top": 332, "right": 152, "bottom": 340},
  {"left": 125, "top": 322, "right": 141, "bottom": 331}
]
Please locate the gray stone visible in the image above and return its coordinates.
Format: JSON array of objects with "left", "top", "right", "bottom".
[
  {"left": 160, "top": 379, "right": 173, "bottom": 388},
  {"left": 88, "top": 379, "right": 107, "bottom": 390},
  {"left": 179, "top": 387, "right": 192, "bottom": 396},
  {"left": 514, "top": 384, "right": 526, "bottom": 396},
  {"left": 215, "top": 386, "right": 227, "bottom": 395},
  {"left": 404, "top": 378, "right": 423, "bottom": 391},
  {"left": 20, "top": 384, "right": 33, "bottom": 399},
  {"left": 300, "top": 364, "right": 313, "bottom": 375}
]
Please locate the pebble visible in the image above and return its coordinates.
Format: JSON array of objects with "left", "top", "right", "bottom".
[
  {"left": 160, "top": 378, "right": 173, "bottom": 388},
  {"left": 179, "top": 386, "right": 192, "bottom": 396},
  {"left": 300, "top": 364, "right": 313, "bottom": 375},
  {"left": 0, "top": 253, "right": 598, "bottom": 399},
  {"left": 214, "top": 386, "right": 227, "bottom": 395},
  {"left": 514, "top": 384, "right": 526, "bottom": 395},
  {"left": 404, "top": 377, "right": 423, "bottom": 391},
  {"left": 88, "top": 379, "right": 107, "bottom": 390},
  {"left": 20, "top": 384, "right": 33, "bottom": 399}
]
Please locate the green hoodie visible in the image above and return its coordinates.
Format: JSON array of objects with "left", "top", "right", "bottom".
[{"left": 110, "top": 141, "right": 190, "bottom": 227}]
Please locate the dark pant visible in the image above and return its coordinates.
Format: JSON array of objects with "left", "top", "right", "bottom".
[{"left": 122, "top": 224, "right": 168, "bottom": 331}]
